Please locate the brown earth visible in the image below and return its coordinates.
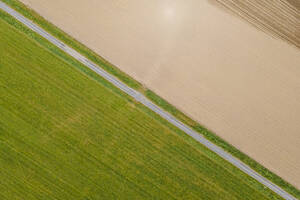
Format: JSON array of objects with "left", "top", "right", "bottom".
[
  {"left": 20, "top": 0, "right": 300, "bottom": 188},
  {"left": 215, "top": 0, "right": 300, "bottom": 48},
  {"left": 287, "top": 0, "right": 300, "bottom": 10}
]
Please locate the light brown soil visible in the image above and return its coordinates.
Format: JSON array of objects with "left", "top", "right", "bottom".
[
  {"left": 215, "top": 0, "right": 300, "bottom": 48},
  {"left": 20, "top": 0, "right": 300, "bottom": 188}
]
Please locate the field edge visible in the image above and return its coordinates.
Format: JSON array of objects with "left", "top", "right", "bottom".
[{"left": 2, "top": 0, "right": 299, "bottom": 198}]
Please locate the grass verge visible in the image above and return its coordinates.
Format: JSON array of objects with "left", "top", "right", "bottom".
[{"left": 1, "top": 0, "right": 299, "bottom": 198}]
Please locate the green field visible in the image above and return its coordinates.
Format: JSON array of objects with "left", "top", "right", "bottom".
[{"left": 0, "top": 4, "right": 289, "bottom": 200}]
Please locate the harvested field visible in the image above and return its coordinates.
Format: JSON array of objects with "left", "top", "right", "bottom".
[
  {"left": 215, "top": 0, "right": 300, "bottom": 48},
  {"left": 0, "top": 11, "right": 282, "bottom": 199},
  {"left": 17, "top": 0, "right": 300, "bottom": 189}
]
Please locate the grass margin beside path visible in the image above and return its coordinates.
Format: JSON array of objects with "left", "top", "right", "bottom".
[{"left": 2, "top": 0, "right": 299, "bottom": 198}]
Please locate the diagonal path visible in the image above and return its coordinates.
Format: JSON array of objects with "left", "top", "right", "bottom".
[{"left": 0, "top": 2, "right": 297, "bottom": 200}]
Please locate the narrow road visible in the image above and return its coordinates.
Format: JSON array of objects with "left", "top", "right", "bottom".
[{"left": 0, "top": 2, "right": 297, "bottom": 200}]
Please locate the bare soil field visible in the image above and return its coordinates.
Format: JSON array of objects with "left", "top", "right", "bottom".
[
  {"left": 20, "top": 0, "right": 300, "bottom": 188},
  {"left": 216, "top": 0, "right": 300, "bottom": 48}
]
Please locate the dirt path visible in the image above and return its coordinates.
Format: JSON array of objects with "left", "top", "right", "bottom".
[{"left": 20, "top": 0, "right": 300, "bottom": 188}]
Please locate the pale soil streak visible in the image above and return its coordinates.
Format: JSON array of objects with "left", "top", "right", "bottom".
[{"left": 19, "top": 0, "right": 300, "bottom": 188}]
